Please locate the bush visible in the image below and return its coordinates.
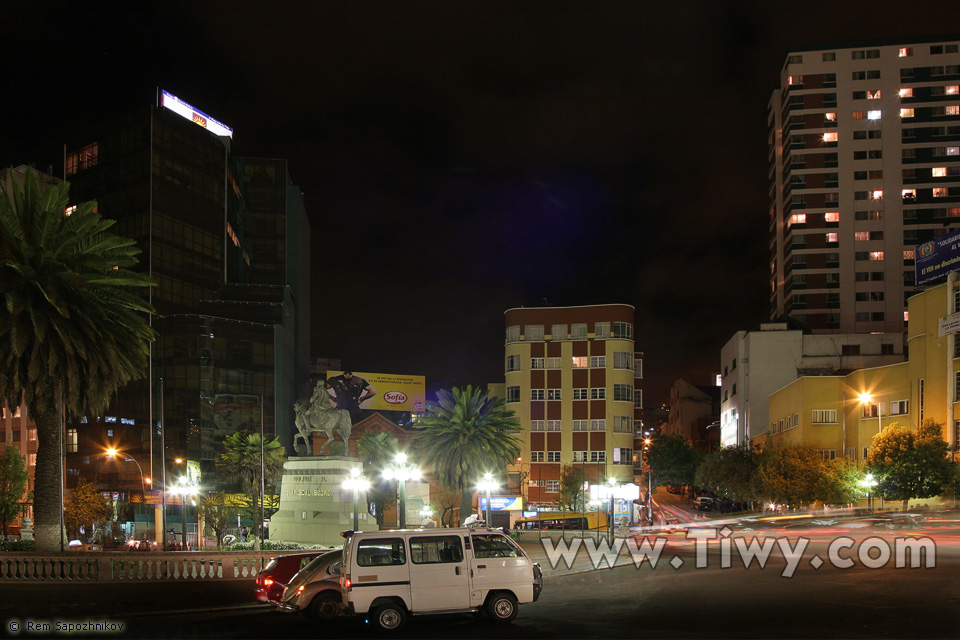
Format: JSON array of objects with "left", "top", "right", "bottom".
[{"left": 2, "top": 540, "right": 35, "bottom": 552}]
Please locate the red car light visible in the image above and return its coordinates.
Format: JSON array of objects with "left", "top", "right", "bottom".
[{"left": 263, "top": 578, "right": 274, "bottom": 586}]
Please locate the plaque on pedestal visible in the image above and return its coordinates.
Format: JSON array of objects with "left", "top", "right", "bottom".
[{"left": 268, "top": 457, "right": 377, "bottom": 546}]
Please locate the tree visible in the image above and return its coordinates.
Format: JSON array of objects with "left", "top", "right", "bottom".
[
  {"left": 356, "top": 432, "right": 399, "bottom": 527},
  {"left": 0, "top": 169, "right": 156, "bottom": 551},
  {"left": 755, "top": 446, "right": 824, "bottom": 508},
  {"left": 200, "top": 491, "right": 233, "bottom": 549},
  {"left": 428, "top": 485, "right": 461, "bottom": 528},
  {"left": 558, "top": 465, "right": 586, "bottom": 511},
  {"left": 216, "top": 431, "right": 286, "bottom": 541},
  {"left": 867, "top": 419, "right": 957, "bottom": 509},
  {"left": 415, "top": 386, "right": 521, "bottom": 523},
  {"left": 0, "top": 445, "right": 29, "bottom": 548},
  {"left": 64, "top": 478, "right": 111, "bottom": 542},
  {"left": 695, "top": 444, "right": 761, "bottom": 504},
  {"left": 646, "top": 434, "right": 703, "bottom": 489},
  {"left": 816, "top": 456, "right": 863, "bottom": 506}
]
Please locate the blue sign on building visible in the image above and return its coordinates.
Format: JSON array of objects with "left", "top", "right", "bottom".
[{"left": 916, "top": 228, "right": 960, "bottom": 286}]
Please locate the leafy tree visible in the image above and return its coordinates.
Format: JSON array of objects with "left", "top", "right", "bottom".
[
  {"left": 695, "top": 444, "right": 761, "bottom": 503},
  {"left": 356, "top": 432, "right": 399, "bottom": 527},
  {"left": 646, "top": 434, "right": 703, "bottom": 489},
  {"left": 415, "top": 386, "right": 521, "bottom": 523},
  {"left": 0, "top": 445, "right": 29, "bottom": 548},
  {"left": 0, "top": 169, "right": 156, "bottom": 551},
  {"left": 867, "top": 419, "right": 957, "bottom": 509},
  {"left": 216, "top": 431, "right": 286, "bottom": 542},
  {"left": 200, "top": 491, "right": 234, "bottom": 549},
  {"left": 816, "top": 457, "right": 864, "bottom": 506},
  {"left": 755, "top": 446, "right": 825, "bottom": 508},
  {"left": 558, "top": 464, "right": 586, "bottom": 511},
  {"left": 64, "top": 478, "right": 111, "bottom": 541}
]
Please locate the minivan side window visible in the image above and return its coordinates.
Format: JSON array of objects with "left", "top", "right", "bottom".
[
  {"left": 356, "top": 538, "right": 406, "bottom": 566},
  {"left": 410, "top": 535, "right": 463, "bottom": 564},
  {"left": 471, "top": 534, "right": 519, "bottom": 558}
]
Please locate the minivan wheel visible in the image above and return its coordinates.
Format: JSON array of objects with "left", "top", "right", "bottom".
[
  {"left": 486, "top": 593, "right": 518, "bottom": 623},
  {"left": 371, "top": 602, "right": 406, "bottom": 632},
  {"left": 310, "top": 593, "right": 341, "bottom": 622}
]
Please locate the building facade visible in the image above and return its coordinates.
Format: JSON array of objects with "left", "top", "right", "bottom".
[
  {"left": 720, "top": 324, "right": 904, "bottom": 448},
  {"left": 768, "top": 277, "right": 959, "bottom": 469},
  {"left": 502, "top": 304, "right": 643, "bottom": 509},
  {"left": 61, "top": 97, "right": 311, "bottom": 536},
  {"left": 663, "top": 378, "right": 719, "bottom": 452},
  {"left": 768, "top": 36, "right": 960, "bottom": 334}
]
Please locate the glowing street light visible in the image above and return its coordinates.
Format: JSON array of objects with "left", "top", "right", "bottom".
[
  {"left": 382, "top": 452, "right": 421, "bottom": 528},
  {"left": 174, "top": 476, "right": 198, "bottom": 550},
  {"left": 477, "top": 473, "right": 499, "bottom": 526},
  {"left": 104, "top": 448, "right": 149, "bottom": 493},
  {"left": 342, "top": 467, "right": 371, "bottom": 531},
  {"left": 859, "top": 473, "right": 878, "bottom": 512},
  {"left": 858, "top": 392, "right": 883, "bottom": 434}
]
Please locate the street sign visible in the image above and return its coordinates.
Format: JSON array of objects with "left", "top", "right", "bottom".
[{"left": 129, "top": 490, "right": 145, "bottom": 504}]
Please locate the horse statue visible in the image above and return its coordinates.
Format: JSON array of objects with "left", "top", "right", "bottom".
[{"left": 293, "top": 382, "right": 353, "bottom": 456}]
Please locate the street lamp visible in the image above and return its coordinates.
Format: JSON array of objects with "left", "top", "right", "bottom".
[
  {"left": 105, "top": 448, "right": 149, "bottom": 493},
  {"left": 605, "top": 477, "right": 619, "bottom": 538},
  {"left": 382, "top": 452, "right": 421, "bottom": 529},
  {"left": 419, "top": 506, "right": 434, "bottom": 526},
  {"left": 342, "top": 467, "right": 370, "bottom": 531},
  {"left": 643, "top": 438, "right": 653, "bottom": 523},
  {"left": 858, "top": 392, "right": 883, "bottom": 435},
  {"left": 174, "top": 476, "right": 198, "bottom": 550},
  {"left": 859, "top": 473, "right": 878, "bottom": 512},
  {"left": 477, "top": 473, "right": 499, "bottom": 526}
]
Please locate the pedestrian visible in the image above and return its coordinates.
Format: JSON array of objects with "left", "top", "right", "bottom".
[{"left": 240, "top": 526, "right": 248, "bottom": 542}]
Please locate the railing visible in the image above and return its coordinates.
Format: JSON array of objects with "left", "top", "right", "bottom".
[{"left": 0, "top": 550, "right": 296, "bottom": 583}]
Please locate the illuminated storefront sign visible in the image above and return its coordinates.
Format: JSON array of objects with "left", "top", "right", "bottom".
[{"left": 160, "top": 90, "right": 234, "bottom": 138}]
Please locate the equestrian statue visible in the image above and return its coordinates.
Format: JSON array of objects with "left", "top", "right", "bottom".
[{"left": 293, "top": 381, "right": 353, "bottom": 456}]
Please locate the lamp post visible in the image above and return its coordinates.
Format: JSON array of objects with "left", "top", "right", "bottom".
[
  {"left": 382, "top": 452, "right": 420, "bottom": 529},
  {"left": 859, "top": 473, "right": 878, "bottom": 512},
  {"left": 105, "top": 448, "right": 149, "bottom": 493},
  {"left": 642, "top": 438, "right": 653, "bottom": 523},
  {"left": 342, "top": 467, "right": 370, "bottom": 531},
  {"left": 175, "top": 476, "right": 198, "bottom": 550},
  {"left": 477, "top": 473, "right": 499, "bottom": 526},
  {"left": 606, "top": 477, "right": 619, "bottom": 539}
]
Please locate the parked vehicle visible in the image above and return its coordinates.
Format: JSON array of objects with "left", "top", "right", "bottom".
[
  {"left": 254, "top": 551, "right": 328, "bottom": 604},
  {"left": 695, "top": 497, "right": 715, "bottom": 512},
  {"left": 274, "top": 550, "right": 344, "bottom": 620},
  {"left": 340, "top": 527, "right": 543, "bottom": 631}
]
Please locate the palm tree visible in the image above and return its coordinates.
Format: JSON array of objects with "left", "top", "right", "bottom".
[
  {"left": 216, "top": 431, "right": 286, "bottom": 542},
  {"left": 415, "top": 386, "right": 521, "bottom": 524},
  {"left": 356, "top": 431, "right": 398, "bottom": 527},
  {"left": 0, "top": 168, "right": 156, "bottom": 552}
]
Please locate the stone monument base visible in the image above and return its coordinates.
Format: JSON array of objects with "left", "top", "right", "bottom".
[{"left": 269, "top": 457, "right": 377, "bottom": 546}]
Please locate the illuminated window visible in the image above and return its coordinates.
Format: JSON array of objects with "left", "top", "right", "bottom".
[
  {"left": 947, "top": 105, "right": 960, "bottom": 115},
  {"left": 871, "top": 191, "right": 883, "bottom": 200},
  {"left": 788, "top": 214, "right": 806, "bottom": 226},
  {"left": 867, "top": 110, "right": 881, "bottom": 120},
  {"left": 949, "top": 207, "right": 960, "bottom": 217},
  {"left": 899, "top": 47, "right": 913, "bottom": 57},
  {"left": 901, "top": 108, "right": 915, "bottom": 118},
  {"left": 855, "top": 231, "right": 871, "bottom": 241},
  {"left": 852, "top": 111, "right": 867, "bottom": 120},
  {"left": 572, "top": 356, "right": 587, "bottom": 369},
  {"left": 825, "top": 112, "right": 837, "bottom": 121},
  {"left": 64, "top": 205, "right": 77, "bottom": 217},
  {"left": 826, "top": 232, "right": 839, "bottom": 243},
  {"left": 788, "top": 75, "right": 802, "bottom": 85},
  {"left": 867, "top": 90, "right": 881, "bottom": 99},
  {"left": 904, "top": 250, "right": 915, "bottom": 260},
  {"left": 824, "top": 212, "right": 840, "bottom": 222},
  {"left": 934, "top": 187, "right": 948, "bottom": 197},
  {"left": 948, "top": 147, "right": 960, "bottom": 156},
  {"left": 933, "top": 167, "right": 948, "bottom": 177},
  {"left": 948, "top": 85, "right": 960, "bottom": 95},
  {"left": 823, "top": 132, "right": 838, "bottom": 142},
  {"left": 899, "top": 88, "right": 913, "bottom": 98},
  {"left": 870, "top": 251, "right": 884, "bottom": 260},
  {"left": 66, "top": 428, "right": 78, "bottom": 453},
  {"left": 903, "top": 188, "right": 917, "bottom": 198}
]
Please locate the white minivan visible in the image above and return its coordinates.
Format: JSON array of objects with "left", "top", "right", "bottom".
[{"left": 339, "top": 527, "right": 543, "bottom": 631}]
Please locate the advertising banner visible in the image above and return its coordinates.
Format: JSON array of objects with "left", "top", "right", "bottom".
[
  {"left": 479, "top": 496, "right": 524, "bottom": 511},
  {"left": 325, "top": 371, "right": 426, "bottom": 413},
  {"left": 160, "top": 90, "right": 234, "bottom": 138},
  {"left": 916, "top": 229, "right": 960, "bottom": 286}
]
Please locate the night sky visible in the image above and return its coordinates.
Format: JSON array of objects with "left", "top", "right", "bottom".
[{"left": 3, "top": 2, "right": 958, "bottom": 405}]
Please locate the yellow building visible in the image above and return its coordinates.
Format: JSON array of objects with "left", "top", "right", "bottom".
[{"left": 768, "top": 278, "right": 958, "bottom": 466}]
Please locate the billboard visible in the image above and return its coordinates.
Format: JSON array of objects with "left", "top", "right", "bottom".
[
  {"left": 160, "top": 90, "right": 234, "bottom": 138},
  {"left": 479, "top": 496, "right": 523, "bottom": 511},
  {"left": 916, "top": 229, "right": 960, "bottom": 286},
  {"left": 325, "top": 371, "right": 425, "bottom": 413}
]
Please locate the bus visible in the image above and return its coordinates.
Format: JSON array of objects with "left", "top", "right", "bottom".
[{"left": 514, "top": 511, "right": 608, "bottom": 531}]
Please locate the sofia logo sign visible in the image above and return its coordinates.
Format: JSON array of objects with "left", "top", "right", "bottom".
[{"left": 384, "top": 391, "right": 408, "bottom": 404}]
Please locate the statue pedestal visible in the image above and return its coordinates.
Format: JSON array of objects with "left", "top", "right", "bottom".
[{"left": 268, "top": 457, "right": 377, "bottom": 546}]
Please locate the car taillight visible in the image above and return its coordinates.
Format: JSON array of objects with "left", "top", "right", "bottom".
[
  {"left": 263, "top": 578, "right": 274, "bottom": 586},
  {"left": 296, "top": 586, "right": 304, "bottom": 595},
  {"left": 341, "top": 575, "right": 352, "bottom": 591}
]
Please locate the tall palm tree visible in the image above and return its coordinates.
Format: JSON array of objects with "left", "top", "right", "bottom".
[
  {"left": 356, "top": 431, "right": 398, "bottom": 527},
  {"left": 0, "top": 168, "right": 156, "bottom": 552},
  {"left": 415, "top": 386, "right": 521, "bottom": 523},
  {"left": 216, "top": 431, "right": 286, "bottom": 541}
]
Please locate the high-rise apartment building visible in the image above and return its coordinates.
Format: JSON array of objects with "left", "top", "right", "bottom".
[
  {"left": 502, "top": 304, "right": 642, "bottom": 510},
  {"left": 769, "top": 36, "right": 960, "bottom": 333},
  {"left": 62, "top": 94, "right": 311, "bottom": 516}
]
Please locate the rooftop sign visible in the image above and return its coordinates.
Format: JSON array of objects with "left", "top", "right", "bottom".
[{"left": 160, "top": 90, "right": 233, "bottom": 138}]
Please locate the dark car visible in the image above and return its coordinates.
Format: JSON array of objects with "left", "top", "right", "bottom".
[{"left": 255, "top": 551, "right": 328, "bottom": 604}]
